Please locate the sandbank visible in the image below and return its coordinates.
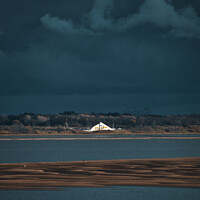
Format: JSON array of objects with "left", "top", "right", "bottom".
[{"left": 0, "top": 157, "right": 200, "bottom": 190}]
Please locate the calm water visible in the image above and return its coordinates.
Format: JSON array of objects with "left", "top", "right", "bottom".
[
  {"left": 0, "top": 137, "right": 199, "bottom": 163},
  {"left": 0, "top": 135, "right": 200, "bottom": 199},
  {"left": 0, "top": 187, "right": 200, "bottom": 200}
]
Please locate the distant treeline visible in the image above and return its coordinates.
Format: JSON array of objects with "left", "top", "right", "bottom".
[{"left": 0, "top": 112, "right": 200, "bottom": 130}]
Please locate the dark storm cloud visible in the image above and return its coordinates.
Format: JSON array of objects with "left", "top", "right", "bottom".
[
  {"left": 40, "top": 0, "right": 200, "bottom": 39},
  {"left": 40, "top": 14, "right": 96, "bottom": 36},
  {"left": 0, "top": 31, "right": 199, "bottom": 96},
  {"left": 0, "top": 0, "right": 200, "bottom": 114}
]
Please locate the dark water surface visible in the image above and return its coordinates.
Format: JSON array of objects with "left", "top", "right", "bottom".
[
  {"left": 0, "top": 187, "right": 200, "bottom": 200},
  {"left": 0, "top": 137, "right": 199, "bottom": 163},
  {"left": 0, "top": 139, "right": 200, "bottom": 163},
  {"left": 0, "top": 135, "right": 200, "bottom": 199}
]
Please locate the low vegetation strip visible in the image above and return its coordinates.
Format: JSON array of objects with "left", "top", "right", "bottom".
[{"left": 0, "top": 157, "right": 200, "bottom": 190}]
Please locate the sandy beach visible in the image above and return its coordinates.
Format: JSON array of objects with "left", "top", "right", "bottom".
[{"left": 0, "top": 157, "right": 200, "bottom": 190}]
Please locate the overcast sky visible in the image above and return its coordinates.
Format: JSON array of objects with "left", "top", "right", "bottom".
[{"left": 0, "top": 0, "right": 200, "bottom": 115}]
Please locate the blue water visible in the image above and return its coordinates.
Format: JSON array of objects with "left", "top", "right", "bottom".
[
  {"left": 0, "top": 138, "right": 200, "bottom": 163},
  {"left": 0, "top": 136, "right": 200, "bottom": 199},
  {"left": 0, "top": 187, "right": 200, "bottom": 200}
]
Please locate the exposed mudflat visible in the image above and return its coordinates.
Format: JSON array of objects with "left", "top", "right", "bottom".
[{"left": 0, "top": 157, "right": 200, "bottom": 190}]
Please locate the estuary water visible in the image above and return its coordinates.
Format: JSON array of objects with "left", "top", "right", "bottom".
[
  {"left": 0, "top": 134, "right": 200, "bottom": 200},
  {"left": 0, "top": 135, "right": 200, "bottom": 163},
  {"left": 1, "top": 187, "right": 200, "bottom": 200}
]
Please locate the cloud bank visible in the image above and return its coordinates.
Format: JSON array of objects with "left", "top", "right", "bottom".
[
  {"left": 1, "top": 0, "right": 200, "bottom": 114},
  {"left": 40, "top": 14, "right": 95, "bottom": 36},
  {"left": 40, "top": 0, "right": 200, "bottom": 39}
]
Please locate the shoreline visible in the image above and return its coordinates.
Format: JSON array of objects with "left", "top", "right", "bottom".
[
  {"left": 0, "top": 157, "right": 200, "bottom": 190},
  {"left": 1, "top": 128, "right": 200, "bottom": 136},
  {"left": 0, "top": 131, "right": 200, "bottom": 138},
  {"left": 0, "top": 136, "right": 200, "bottom": 140},
  {"left": 1, "top": 132, "right": 200, "bottom": 136}
]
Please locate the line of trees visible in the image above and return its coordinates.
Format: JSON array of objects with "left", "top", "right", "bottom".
[{"left": 0, "top": 112, "right": 200, "bottom": 130}]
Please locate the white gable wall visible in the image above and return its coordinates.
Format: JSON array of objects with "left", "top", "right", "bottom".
[{"left": 90, "top": 122, "right": 113, "bottom": 132}]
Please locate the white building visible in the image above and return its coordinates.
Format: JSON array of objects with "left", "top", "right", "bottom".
[{"left": 86, "top": 122, "right": 114, "bottom": 132}]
